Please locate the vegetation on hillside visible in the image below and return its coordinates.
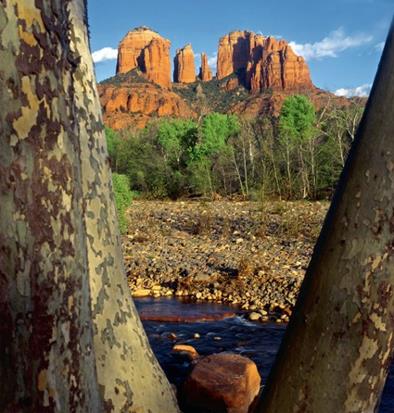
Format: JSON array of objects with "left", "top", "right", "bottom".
[{"left": 105, "top": 95, "right": 364, "bottom": 200}]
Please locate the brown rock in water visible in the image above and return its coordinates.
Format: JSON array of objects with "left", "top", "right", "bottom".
[
  {"left": 116, "top": 26, "right": 171, "bottom": 88},
  {"left": 199, "top": 52, "right": 213, "bottom": 81},
  {"left": 182, "top": 352, "right": 261, "bottom": 413},
  {"left": 174, "top": 44, "right": 196, "bottom": 84},
  {"left": 172, "top": 344, "right": 199, "bottom": 360}
]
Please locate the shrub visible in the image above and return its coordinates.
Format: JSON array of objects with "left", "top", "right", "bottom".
[{"left": 112, "top": 173, "right": 133, "bottom": 234}]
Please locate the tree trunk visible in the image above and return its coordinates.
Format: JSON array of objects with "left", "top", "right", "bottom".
[
  {"left": 257, "top": 20, "right": 394, "bottom": 413},
  {"left": 0, "top": 1, "right": 179, "bottom": 412}
]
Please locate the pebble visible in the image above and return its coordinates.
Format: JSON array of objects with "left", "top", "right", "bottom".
[
  {"left": 249, "top": 312, "right": 262, "bottom": 321},
  {"left": 126, "top": 200, "right": 327, "bottom": 325}
]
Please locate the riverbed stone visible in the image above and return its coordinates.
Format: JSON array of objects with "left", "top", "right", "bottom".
[
  {"left": 132, "top": 288, "right": 151, "bottom": 297},
  {"left": 172, "top": 344, "right": 199, "bottom": 360},
  {"left": 182, "top": 352, "right": 261, "bottom": 413},
  {"left": 249, "top": 312, "right": 261, "bottom": 321}
]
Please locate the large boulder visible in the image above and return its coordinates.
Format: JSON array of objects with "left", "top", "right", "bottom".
[{"left": 182, "top": 352, "right": 261, "bottom": 413}]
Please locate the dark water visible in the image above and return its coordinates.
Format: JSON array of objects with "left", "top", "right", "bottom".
[{"left": 135, "top": 297, "right": 394, "bottom": 412}]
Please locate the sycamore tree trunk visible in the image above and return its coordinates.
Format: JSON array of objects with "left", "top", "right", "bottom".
[
  {"left": 0, "top": 1, "right": 179, "bottom": 412},
  {"left": 257, "top": 20, "right": 394, "bottom": 413}
]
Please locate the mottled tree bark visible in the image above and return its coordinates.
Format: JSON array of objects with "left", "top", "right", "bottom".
[
  {"left": 257, "top": 20, "right": 394, "bottom": 413},
  {"left": 66, "top": 2, "right": 179, "bottom": 412},
  {"left": 0, "top": 1, "right": 179, "bottom": 412}
]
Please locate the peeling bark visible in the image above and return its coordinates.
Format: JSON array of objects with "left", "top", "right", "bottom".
[
  {"left": 66, "top": 2, "right": 179, "bottom": 412},
  {"left": 257, "top": 20, "right": 394, "bottom": 413},
  {"left": 0, "top": 1, "right": 179, "bottom": 412}
]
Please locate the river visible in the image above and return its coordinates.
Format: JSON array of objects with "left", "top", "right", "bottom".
[{"left": 135, "top": 297, "right": 394, "bottom": 412}]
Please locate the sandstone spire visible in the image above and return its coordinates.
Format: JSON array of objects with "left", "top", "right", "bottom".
[
  {"left": 249, "top": 37, "right": 313, "bottom": 92},
  {"left": 217, "top": 31, "right": 257, "bottom": 79},
  {"left": 116, "top": 26, "right": 171, "bottom": 88},
  {"left": 199, "top": 53, "right": 213, "bottom": 81},
  {"left": 216, "top": 30, "right": 313, "bottom": 92},
  {"left": 174, "top": 44, "right": 196, "bottom": 84}
]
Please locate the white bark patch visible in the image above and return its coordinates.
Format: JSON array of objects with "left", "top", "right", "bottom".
[
  {"left": 345, "top": 336, "right": 379, "bottom": 411},
  {"left": 12, "top": 77, "right": 40, "bottom": 141}
]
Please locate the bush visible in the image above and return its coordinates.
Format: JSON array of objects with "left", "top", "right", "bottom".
[{"left": 112, "top": 173, "right": 133, "bottom": 234}]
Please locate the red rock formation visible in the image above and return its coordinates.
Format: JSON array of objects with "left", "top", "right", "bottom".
[
  {"left": 217, "top": 31, "right": 312, "bottom": 92},
  {"left": 116, "top": 26, "right": 171, "bottom": 88},
  {"left": 250, "top": 37, "right": 313, "bottom": 92},
  {"left": 199, "top": 53, "right": 213, "bottom": 81},
  {"left": 217, "top": 31, "right": 256, "bottom": 80},
  {"left": 143, "top": 37, "right": 172, "bottom": 88},
  {"left": 98, "top": 28, "right": 349, "bottom": 131},
  {"left": 182, "top": 353, "right": 261, "bottom": 413},
  {"left": 98, "top": 81, "right": 195, "bottom": 130},
  {"left": 174, "top": 44, "right": 196, "bottom": 84}
]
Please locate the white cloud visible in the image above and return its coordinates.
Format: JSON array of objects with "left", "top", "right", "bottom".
[
  {"left": 92, "top": 47, "right": 118, "bottom": 63},
  {"left": 289, "top": 28, "right": 373, "bottom": 60},
  {"left": 375, "top": 41, "right": 385, "bottom": 52},
  {"left": 207, "top": 52, "right": 217, "bottom": 70},
  {"left": 334, "top": 83, "right": 371, "bottom": 98}
]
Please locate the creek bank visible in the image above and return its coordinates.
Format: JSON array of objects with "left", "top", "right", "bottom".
[
  {"left": 136, "top": 298, "right": 394, "bottom": 413},
  {"left": 124, "top": 200, "right": 328, "bottom": 323}
]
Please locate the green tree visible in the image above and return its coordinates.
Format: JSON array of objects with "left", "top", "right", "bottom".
[
  {"left": 157, "top": 119, "right": 198, "bottom": 167},
  {"left": 112, "top": 173, "right": 133, "bottom": 234},
  {"left": 190, "top": 113, "right": 240, "bottom": 196},
  {"left": 279, "top": 95, "right": 317, "bottom": 198},
  {"left": 105, "top": 127, "right": 121, "bottom": 170}
]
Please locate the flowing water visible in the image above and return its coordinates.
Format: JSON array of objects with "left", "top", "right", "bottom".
[{"left": 135, "top": 297, "right": 394, "bottom": 412}]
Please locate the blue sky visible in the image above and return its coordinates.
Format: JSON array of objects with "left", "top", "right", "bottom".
[{"left": 88, "top": 0, "right": 392, "bottom": 97}]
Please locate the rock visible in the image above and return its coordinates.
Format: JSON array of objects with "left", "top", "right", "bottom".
[
  {"left": 199, "top": 52, "right": 213, "bottom": 81},
  {"left": 101, "top": 28, "right": 350, "bottom": 130},
  {"left": 174, "top": 44, "right": 196, "bottom": 84},
  {"left": 194, "top": 273, "right": 211, "bottom": 282},
  {"left": 217, "top": 31, "right": 261, "bottom": 80},
  {"left": 249, "top": 37, "right": 312, "bottom": 92},
  {"left": 172, "top": 344, "right": 199, "bottom": 360},
  {"left": 132, "top": 288, "right": 151, "bottom": 297},
  {"left": 116, "top": 26, "right": 171, "bottom": 88},
  {"left": 249, "top": 312, "right": 261, "bottom": 321},
  {"left": 182, "top": 353, "right": 261, "bottom": 413},
  {"left": 98, "top": 81, "right": 195, "bottom": 130},
  {"left": 216, "top": 30, "right": 312, "bottom": 93}
]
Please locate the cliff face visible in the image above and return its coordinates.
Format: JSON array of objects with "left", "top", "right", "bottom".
[
  {"left": 98, "top": 76, "right": 195, "bottom": 130},
  {"left": 199, "top": 53, "right": 213, "bottom": 81},
  {"left": 217, "top": 31, "right": 312, "bottom": 92},
  {"left": 100, "top": 28, "right": 346, "bottom": 131},
  {"left": 249, "top": 37, "right": 312, "bottom": 92},
  {"left": 116, "top": 26, "right": 171, "bottom": 88},
  {"left": 174, "top": 44, "right": 196, "bottom": 84},
  {"left": 217, "top": 31, "right": 260, "bottom": 80}
]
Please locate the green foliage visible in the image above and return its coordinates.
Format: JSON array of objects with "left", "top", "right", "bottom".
[
  {"left": 193, "top": 113, "right": 240, "bottom": 160},
  {"left": 112, "top": 173, "right": 133, "bottom": 234},
  {"left": 279, "top": 95, "right": 316, "bottom": 142},
  {"left": 105, "top": 99, "right": 364, "bottom": 201},
  {"left": 105, "top": 127, "right": 122, "bottom": 171},
  {"left": 157, "top": 119, "right": 198, "bottom": 166}
]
